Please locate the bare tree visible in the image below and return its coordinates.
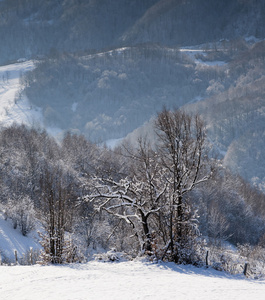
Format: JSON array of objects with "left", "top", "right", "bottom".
[
  {"left": 155, "top": 108, "right": 211, "bottom": 263},
  {"left": 39, "top": 164, "right": 77, "bottom": 264}
]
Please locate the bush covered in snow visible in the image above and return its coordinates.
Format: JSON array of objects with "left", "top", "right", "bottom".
[{"left": 93, "top": 249, "right": 133, "bottom": 262}]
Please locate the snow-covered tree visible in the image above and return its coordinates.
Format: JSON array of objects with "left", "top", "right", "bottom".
[
  {"left": 84, "top": 110, "right": 212, "bottom": 263},
  {"left": 85, "top": 141, "right": 165, "bottom": 255},
  {"left": 155, "top": 108, "right": 211, "bottom": 263}
]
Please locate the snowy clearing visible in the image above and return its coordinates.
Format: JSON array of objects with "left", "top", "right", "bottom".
[{"left": 0, "top": 260, "right": 264, "bottom": 300}]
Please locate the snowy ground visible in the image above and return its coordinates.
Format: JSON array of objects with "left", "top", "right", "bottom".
[{"left": 0, "top": 260, "right": 264, "bottom": 300}]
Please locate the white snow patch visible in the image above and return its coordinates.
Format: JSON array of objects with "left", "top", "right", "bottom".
[
  {"left": 0, "top": 260, "right": 264, "bottom": 300},
  {"left": 196, "top": 59, "right": 226, "bottom": 66},
  {"left": 180, "top": 48, "right": 226, "bottom": 67}
]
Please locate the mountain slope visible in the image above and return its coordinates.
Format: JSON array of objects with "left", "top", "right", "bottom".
[
  {"left": 23, "top": 45, "right": 209, "bottom": 141},
  {"left": 184, "top": 41, "right": 265, "bottom": 186},
  {"left": 0, "top": 0, "right": 158, "bottom": 64},
  {"left": 0, "top": 0, "right": 265, "bottom": 64},
  {"left": 121, "top": 0, "right": 265, "bottom": 46}
]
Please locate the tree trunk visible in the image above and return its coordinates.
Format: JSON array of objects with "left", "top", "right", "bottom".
[{"left": 140, "top": 212, "right": 152, "bottom": 253}]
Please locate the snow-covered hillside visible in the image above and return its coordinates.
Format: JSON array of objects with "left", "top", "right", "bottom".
[
  {"left": 0, "top": 60, "right": 63, "bottom": 138},
  {"left": 0, "top": 212, "right": 40, "bottom": 263},
  {"left": 0, "top": 260, "right": 264, "bottom": 300},
  {"left": 0, "top": 60, "right": 39, "bottom": 126}
]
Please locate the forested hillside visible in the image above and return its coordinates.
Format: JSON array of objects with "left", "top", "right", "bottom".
[
  {"left": 185, "top": 41, "right": 265, "bottom": 186},
  {"left": 121, "top": 0, "right": 265, "bottom": 46},
  {"left": 0, "top": 0, "right": 265, "bottom": 64},
  {"left": 0, "top": 0, "right": 156, "bottom": 64},
  {"left": 22, "top": 45, "right": 209, "bottom": 141},
  {"left": 1, "top": 119, "right": 265, "bottom": 267}
]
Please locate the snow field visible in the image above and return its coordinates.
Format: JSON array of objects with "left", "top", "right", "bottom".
[
  {"left": 0, "top": 261, "right": 265, "bottom": 300},
  {"left": 0, "top": 60, "right": 40, "bottom": 126}
]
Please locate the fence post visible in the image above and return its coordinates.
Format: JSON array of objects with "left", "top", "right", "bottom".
[
  {"left": 30, "top": 247, "right": 33, "bottom": 265},
  {"left": 206, "top": 250, "right": 209, "bottom": 268},
  {"left": 14, "top": 250, "right": 18, "bottom": 265},
  {"left": 243, "top": 263, "right": 249, "bottom": 277}
]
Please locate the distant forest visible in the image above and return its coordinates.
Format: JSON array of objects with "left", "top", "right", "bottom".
[{"left": 0, "top": 0, "right": 265, "bottom": 64}]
